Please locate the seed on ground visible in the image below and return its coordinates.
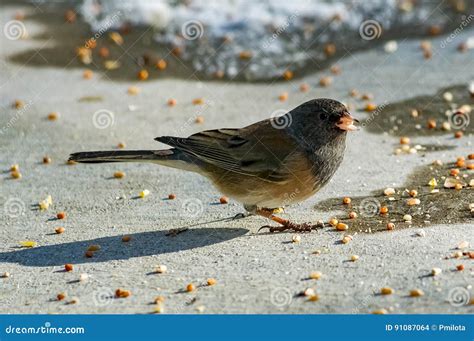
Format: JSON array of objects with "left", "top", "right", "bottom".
[
  {"left": 114, "top": 171, "right": 125, "bottom": 179},
  {"left": 207, "top": 278, "right": 217, "bottom": 286},
  {"left": 400, "top": 136, "right": 410, "bottom": 145},
  {"left": 292, "top": 235, "right": 301, "bottom": 243},
  {"left": 307, "top": 294, "right": 319, "bottom": 302},
  {"left": 386, "top": 222, "right": 395, "bottom": 230},
  {"left": 48, "top": 112, "right": 59, "bottom": 121},
  {"left": 319, "top": 76, "right": 332, "bottom": 87},
  {"left": 117, "top": 142, "right": 126, "bottom": 149},
  {"left": 10, "top": 164, "right": 19, "bottom": 172},
  {"left": 127, "top": 86, "right": 140, "bottom": 95},
  {"left": 278, "top": 92, "right": 288, "bottom": 101},
  {"left": 309, "top": 272, "right": 322, "bottom": 280},
  {"left": 122, "top": 235, "right": 132, "bottom": 242},
  {"left": 64, "top": 264, "right": 73, "bottom": 272},
  {"left": 454, "top": 131, "right": 463, "bottom": 139},
  {"left": 372, "top": 309, "right": 388, "bottom": 314},
  {"left": 341, "top": 235, "right": 353, "bottom": 244},
  {"left": 87, "top": 245, "right": 100, "bottom": 252},
  {"left": 427, "top": 119, "right": 436, "bottom": 129},
  {"left": 55, "top": 227, "right": 65, "bottom": 234},
  {"left": 456, "top": 264, "right": 465, "bottom": 271},
  {"left": 57, "top": 212, "right": 66, "bottom": 220},
  {"left": 304, "top": 288, "right": 315, "bottom": 297},
  {"left": 365, "top": 103, "right": 377, "bottom": 112},
  {"left": 98, "top": 47, "right": 109, "bottom": 58},
  {"left": 2, "top": 272, "right": 10, "bottom": 278},
  {"left": 450, "top": 168, "right": 460, "bottom": 176},
  {"left": 167, "top": 98, "right": 177, "bottom": 106},
  {"left": 115, "top": 289, "right": 131, "bottom": 298},
  {"left": 380, "top": 206, "right": 388, "bottom": 214},
  {"left": 139, "top": 190, "right": 150, "bottom": 198},
  {"left": 410, "top": 289, "right": 424, "bottom": 297},
  {"left": 156, "top": 59, "right": 167, "bottom": 70},
  {"left": 299, "top": 83, "right": 309, "bottom": 92},
  {"left": 43, "top": 156, "right": 52, "bottom": 164},
  {"left": 192, "top": 98, "right": 204, "bottom": 105},
  {"left": 156, "top": 265, "right": 167, "bottom": 274},
  {"left": 154, "top": 296, "right": 165, "bottom": 304},
  {"left": 407, "top": 198, "right": 420, "bottom": 206},
  {"left": 85, "top": 251, "right": 94, "bottom": 258},
  {"left": 381, "top": 287, "right": 394, "bottom": 295},
  {"left": 137, "top": 69, "right": 149, "bottom": 80},
  {"left": 83, "top": 69, "right": 93, "bottom": 79},
  {"left": 431, "top": 267, "right": 442, "bottom": 276},
  {"left": 342, "top": 197, "right": 351, "bottom": 204},
  {"left": 186, "top": 283, "right": 195, "bottom": 292},
  {"left": 14, "top": 100, "right": 25, "bottom": 109},
  {"left": 168, "top": 193, "right": 176, "bottom": 200},
  {"left": 57, "top": 292, "right": 66, "bottom": 301},
  {"left": 195, "top": 116, "right": 204, "bottom": 124},
  {"left": 219, "top": 196, "right": 229, "bottom": 204},
  {"left": 409, "top": 189, "right": 418, "bottom": 197},
  {"left": 384, "top": 188, "right": 395, "bottom": 196},
  {"left": 351, "top": 255, "right": 359, "bottom": 262},
  {"left": 329, "top": 218, "right": 338, "bottom": 227},
  {"left": 336, "top": 223, "right": 348, "bottom": 231},
  {"left": 330, "top": 65, "right": 341, "bottom": 74},
  {"left": 349, "top": 211, "right": 358, "bottom": 219},
  {"left": 11, "top": 171, "right": 22, "bottom": 179}
]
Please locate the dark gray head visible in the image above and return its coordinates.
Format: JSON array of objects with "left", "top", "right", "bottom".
[{"left": 279, "top": 98, "right": 358, "bottom": 150}]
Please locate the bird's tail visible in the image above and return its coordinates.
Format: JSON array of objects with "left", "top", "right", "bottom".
[{"left": 69, "top": 149, "right": 175, "bottom": 164}]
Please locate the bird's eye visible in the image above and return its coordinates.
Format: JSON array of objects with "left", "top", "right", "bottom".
[{"left": 319, "top": 113, "right": 328, "bottom": 120}]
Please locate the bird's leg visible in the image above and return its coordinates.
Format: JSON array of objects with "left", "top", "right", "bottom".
[{"left": 256, "top": 208, "right": 322, "bottom": 233}]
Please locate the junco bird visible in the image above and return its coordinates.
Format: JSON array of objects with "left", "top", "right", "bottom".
[{"left": 69, "top": 98, "right": 358, "bottom": 232}]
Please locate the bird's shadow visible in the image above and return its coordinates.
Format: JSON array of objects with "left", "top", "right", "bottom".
[{"left": 0, "top": 227, "right": 248, "bottom": 267}]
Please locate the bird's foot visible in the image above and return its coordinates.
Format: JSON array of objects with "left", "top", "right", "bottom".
[{"left": 258, "top": 220, "right": 322, "bottom": 233}]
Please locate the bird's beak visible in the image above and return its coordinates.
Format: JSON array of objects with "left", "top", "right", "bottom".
[{"left": 336, "top": 112, "right": 359, "bottom": 131}]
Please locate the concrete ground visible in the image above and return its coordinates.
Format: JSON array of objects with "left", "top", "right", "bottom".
[{"left": 0, "top": 3, "right": 473, "bottom": 314}]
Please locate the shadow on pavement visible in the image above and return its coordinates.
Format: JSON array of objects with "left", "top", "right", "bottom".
[{"left": 0, "top": 227, "right": 248, "bottom": 267}]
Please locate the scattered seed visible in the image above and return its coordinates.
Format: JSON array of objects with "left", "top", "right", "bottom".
[
  {"left": 117, "top": 142, "right": 126, "bottom": 149},
  {"left": 309, "top": 272, "right": 322, "bottom": 280},
  {"left": 384, "top": 188, "right": 395, "bottom": 196},
  {"left": 380, "top": 206, "right": 389, "bottom": 214},
  {"left": 319, "top": 77, "right": 332, "bottom": 87},
  {"left": 186, "top": 283, "right": 195, "bottom": 292},
  {"left": 399, "top": 136, "right": 410, "bottom": 145},
  {"left": 380, "top": 287, "right": 394, "bottom": 295},
  {"left": 386, "top": 222, "right": 395, "bottom": 230},
  {"left": 408, "top": 189, "right": 418, "bottom": 197},
  {"left": 407, "top": 198, "right": 421, "bottom": 206},
  {"left": 329, "top": 218, "right": 338, "bottom": 227},
  {"left": 167, "top": 98, "right": 177, "bottom": 106},
  {"left": 154, "top": 296, "right": 165, "bottom": 304},
  {"left": 456, "top": 264, "right": 465, "bottom": 271},
  {"left": 278, "top": 92, "right": 288, "bottom": 101},
  {"left": 2, "top": 272, "right": 10, "bottom": 278},
  {"left": 85, "top": 251, "right": 94, "bottom": 258},
  {"left": 192, "top": 98, "right": 204, "bottom": 105},
  {"left": 330, "top": 65, "right": 341, "bottom": 75},
  {"left": 114, "top": 171, "right": 125, "bottom": 179},
  {"left": 351, "top": 255, "right": 359, "bottom": 262},
  {"left": 454, "top": 131, "right": 463, "bottom": 139},
  {"left": 42, "top": 156, "right": 52, "bottom": 164},
  {"left": 64, "top": 9, "right": 76, "bottom": 23},
  {"left": 336, "top": 223, "right": 348, "bottom": 231},
  {"left": 68, "top": 297, "right": 79, "bottom": 305},
  {"left": 127, "top": 86, "right": 140, "bottom": 95},
  {"left": 454, "top": 183, "right": 463, "bottom": 190},
  {"left": 427, "top": 119, "right": 436, "bottom": 129},
  {"left": 292, "top": 235, "right": 301, "bottom": 243},
  {"left": 207, "top": 278, "right": 217, "bottom": 286},
  {"left": 87, "top": 245, "right": 100, "bottom": 252},
  {"left": 57, "top": 212, "right": 66, "bottom": 220},
  {"left": 194, "top": 115, "right": 204, "bottom": 124},
  {"left": 19, "top": 241, "right": 37, "bottom": 248},
  {"left": 83, "top": 69, "right": 93, "bottom": 79},
  {"left": 457, "top": 241, "right": 469, "bottom": 249},
  {"left": 299, "top": 83, "right": 309, "bottom": 92},
  {"left": 403, "top": 214, "right": 412, "bottom": 222},
  {"left": 307, "top": 294, "right": 319, "bottom": 302},
  {"left": 57, "top": 292, "right": 66, "bottom": 301},
  {"left": 156, "top": 59, "right": 167, "bottom": 70},
  {"left": 219, "top": 196, "right": 229, "bottom": 204},
  {"left": 450, "top": 168, "right": 460, "bottom": 176},
  {"left": 342, "top": 197, "right": 351, "bottom": 204},
  {"left": 115, "top": 289, "right": 131, "bottom": 298},
  {"left": 349, "top": 211, "right": 358, "bottom": 219},
  {"left": 372, "top": 309, "right": 388, "bottom": 314},
  {"left": 156, "top": 265, "right": 167, "bottom": 274},
  {"left": 304, "top": 288, "right": 315, "bottom": 297},
  {"left": 55, "top": 227, "right": 65, "bottom": 234},
  {"left": 64, "top": 264, "right": 73, "bottom": 272},
  {"left": 139, "top": 190, "right": 150, "bottom": 198},
  {"left": 168, "top": 193, "right": 176, "bottom": 200},
  {"left": 410, "top": 289, "right": 424, "bottom": 297},
  {"left": 14, "top": 100, "right": 25, "bottom": 109},
  {"left": 48, "top": 112, "right": 59, "bottom": 121},
  {"left": 365, "top": 103, "right": 377, "bottom": 112},
  {"left": 11, "top": 171, "right": 22, "bottom": 179},
  {"left": 341, "top": 235, "right": 353, "bottom": 244},
  {"left": 431, "top": 267, "right": 442, "bottom": 276},
  {"left": 122, "top": 235, "right": 131, "bottom": 242},
  {"left": 282, "top": 70, "right": 293, "bottom": 80}
]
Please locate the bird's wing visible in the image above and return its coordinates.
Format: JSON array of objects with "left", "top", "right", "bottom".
[{"left": 155, "top": 121, "right": 303, "bottom": 182}]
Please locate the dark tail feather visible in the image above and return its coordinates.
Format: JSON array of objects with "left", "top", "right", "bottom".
[{"left": 69, "top": 150, "right": 174, "bottom": 164}]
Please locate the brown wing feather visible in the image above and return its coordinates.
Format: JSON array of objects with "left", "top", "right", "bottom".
[{"left": 155, "top": 121, "right": 302, "bottom": 182}]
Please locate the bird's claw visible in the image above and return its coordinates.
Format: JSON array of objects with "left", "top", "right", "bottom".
[{"left": 258, "top": 221, "right": 320, "bottom": 233}]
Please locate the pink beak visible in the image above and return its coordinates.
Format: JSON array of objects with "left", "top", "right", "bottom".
[{"left": 336, "top": 112, "right": 359, "bottom": 131}]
